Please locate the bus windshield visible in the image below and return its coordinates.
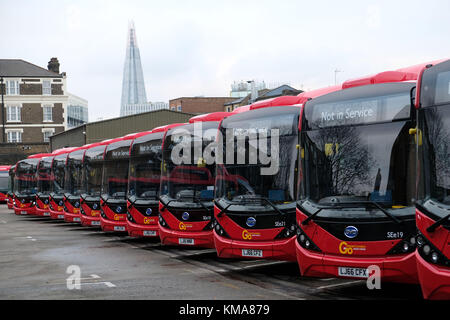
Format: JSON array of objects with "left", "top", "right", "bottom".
[
  {"left": 64, "top": 150, "right": 85, "bottom": 196},
  {"left": 84, "top": 145, "right": 106, "bottom": 197},
  {"left": 417, "top": 61, "right": 450, "bottom": 217},
  {"left": 52, "top": 155, "right": 67, "bottom": 195},
  {"left": 215, "top": 107, "right": 299, "bottom": 212},
  {"left": 37, "top": 157, "right": 53, "bottom": 193},
  {"left": 129, "top": 133, "right": 163, "bottom": 200},
  {"left": 299, "top": 83, "right": 416, "bottom": 218},
  {"left": 15, "top": 159, "right": 39, "bottom": 195},
  {"left": 101, "top": 140, "right": 131, "bottom": 199},
  {"left": 160, "top": 122, "right": 218, "bottom": 207},
  {"left": 8, "top": 167, "right": 15, "bottom": 193},
  {"left": 0, "top": 171, "right": 9, "bottom": 192}
]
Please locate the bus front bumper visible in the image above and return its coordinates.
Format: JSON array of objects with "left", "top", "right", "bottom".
[
  {"left": 100, "top": 216, "right": 128, "bottom": 232},
  {"left": 295, "top": 240, "right": 418, "bottom": 283},
  {"left": 127, "top": 220, "right": 159, "bottom": 238},
  {"left": 214, "top": 231, "right": 297, "bottom": 261},
  {"left": 416, "top": 251, "right": 450, "bottom": 300},
  {"left": 159, "top": 224, "right": 214, "bottom": 248}
]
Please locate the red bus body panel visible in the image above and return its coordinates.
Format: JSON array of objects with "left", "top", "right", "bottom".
[{"left": 416, "top": 209, "right": 450, "bottom": 299}]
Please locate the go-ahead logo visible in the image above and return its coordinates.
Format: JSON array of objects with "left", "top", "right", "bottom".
[
  {"left": 179, "top": 222, "right": 193, "bottom": 231},
  {"left": 339, "top": 241, "right": 366, "bottom": 255},
  {"left": 242, "top": 229, "right": 261, "bottom": 240},
  {"left": 143, "top": 217, "right": 155, "bottom": 225}
]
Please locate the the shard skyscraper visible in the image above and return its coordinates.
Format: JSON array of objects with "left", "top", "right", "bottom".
[{"left": 120, "top": 21, "right": 148, "bottom": 116}]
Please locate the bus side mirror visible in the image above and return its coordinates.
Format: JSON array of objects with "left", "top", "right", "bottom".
[{"left": 410, "top": 87, "right": 416, "bottom": 108}]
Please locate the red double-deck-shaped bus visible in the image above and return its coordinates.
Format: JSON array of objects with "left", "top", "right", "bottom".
[
  {"left": 213, "top": 91, "right": 339, "bottom": 261},
  {"left": 35, "top": 155, "right": 54, "bottom": 217},
  {"left": 100, "top": 132, "right": 150, "bottom": 232},
  {"left": 295, "top": 63, "right": 435, "bottom": 283},
  {"left": 159, "top": 113, "right": 229, "bottom": 248},
  {"left": 127, "top": 124, "right": 184, "bottom": 237},
  {"left": 49, "top": 148, "right": 77, "bottom": 220},
  {"left": 13, "top": 154, "right": 51, "bottom": 215},
  {"left": 64, "top": 146, "right": 94, "bottom": 223},
  {"left": 80, "top": 140, "right": 118, "bottom": 227},
  {"left": 414, "top": 59, "right": 450, "bottom": 299}
]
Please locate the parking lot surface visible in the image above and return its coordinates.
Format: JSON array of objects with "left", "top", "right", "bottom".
[{"left": 0, "top": 206, "right": 423, "bottom": 300}]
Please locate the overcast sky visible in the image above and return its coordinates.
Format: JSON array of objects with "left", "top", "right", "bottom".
[{"left": 1, "top": 0, "right": 449, "bottom": 121}]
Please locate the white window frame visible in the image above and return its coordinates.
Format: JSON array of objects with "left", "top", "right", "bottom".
[
  {"left": 42, "top": 128, "right": 55, "bottom": 143},
  {"left": 42, "top": 80, "right": 51, "bottom": 95},
  {"left": 6, "top": 129, "right": 23, "bottom": 143},
  {"left": 177, "top": 105, "right": 182, "bottom": 111},
  {"left": 6, "top": 105, "right": 21, "bottom": 122},
  {"left": 42, "top": 104, "right": 53, "bottom": 122},
  {"left": 6, "top": 80, "right": 20, "bottom": 95}
]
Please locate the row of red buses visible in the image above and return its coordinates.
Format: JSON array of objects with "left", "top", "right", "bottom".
[{"left": 4, "top": 59, "right": 449, "bottom": 299}]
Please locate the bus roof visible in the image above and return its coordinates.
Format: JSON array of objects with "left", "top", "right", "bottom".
[
  {"left": 52, "top": 147, "right": 78, "bottom": 155},
  {"left": 231, "top": 105, "right": 250, "bottom": 114},
  {"left": 151, "top": 123, "right": 187, "bottom": 133},
  {"left": 342, "top": 60, "right": 445, "bottom": 89},
  {"left": 188, "top": 112, "right": 231, "bottom": 123},
  {"left": 122, "top": 131, "right": 153, "bottom": 140},
  {"left": 27, "top": 153, "right": 53, "bottom": 159}
]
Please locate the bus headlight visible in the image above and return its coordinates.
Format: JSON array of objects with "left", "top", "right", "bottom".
[
  {"left": 416, "top": 231, "right": 450, "bottom": 267},
  {"left": 213, "top": 220, "right": 230, "bottom": 238},
  {"left": 158, "top": 214, "right": 170, "bottom": 229},
  {"left": 296, "top": 224, "right": 321, "bottom": 252}
]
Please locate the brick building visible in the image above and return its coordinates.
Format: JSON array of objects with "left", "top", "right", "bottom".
[
  {"left": 169, "top": 97, "right": 237, "bottom": 114},
  {"left": 0, "top": 58, "right": 71, "bottom": 164}
]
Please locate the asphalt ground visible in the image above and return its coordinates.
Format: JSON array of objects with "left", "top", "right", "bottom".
[{"left": 0, "top": 205, "right": 423, "bottom": 300}]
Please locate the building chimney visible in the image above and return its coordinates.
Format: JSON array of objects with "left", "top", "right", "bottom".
[{"left": 47, "top": 57, "right": 60, "bottom": 74}]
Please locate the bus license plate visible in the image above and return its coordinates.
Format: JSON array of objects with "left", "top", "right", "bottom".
[
  {"left": 179, "top": 238, "right": 194, "bottom": 245},
  {"left": 338, "top": 267, "right": 368, "bottom": 278},
  {"left": 58, "top": 215, "right": 65, "bottom": 219},
  {"left": 242, "top": 249, "right": 263, "bottom": 257},
  {"left": 143, "top": 230, "right": 157, "bottom": 237},
  {"left": 91, "top": 221, "right": 100, "bottom": 226},
  {"left": 43, "top": 212, "right": 50, "bottom": 216},
  {"left": 114, "top": 226, "right": 126, "bottom": 231},
  {"left": 73, "top": 217, "right": 81, "bottom": 222},
  {"left": 21, "top": 211, "right": 27, "bottom": 215}
]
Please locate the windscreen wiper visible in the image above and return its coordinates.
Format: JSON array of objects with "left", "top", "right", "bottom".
[
  {"left": 217, "top": 203, "right": 232, "bottom": 217},
  {"left": 193, "top": 197, "right": 213, "bottom": 212},
  {"left": 427, "top": 214, "right": 450, "bottom": 233},
  {"left": 298, "top": 200, "right": 402, "bottom": 225},
  {"left": 159, "top": 197, "right": 175, "bottom": 211},
  {"left": 325, "top": 200, "right": 402, "bottom": 224},
  {"left": 301, "top": 207, "right": 324, "bottom": 225},
  {"left": 257, "top": 196, "right": 286, "bottom": 216}
]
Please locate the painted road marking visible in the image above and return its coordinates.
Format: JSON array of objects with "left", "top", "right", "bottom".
[{"left": 316, "top": 280, "right": 364, "bottom": 290}]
